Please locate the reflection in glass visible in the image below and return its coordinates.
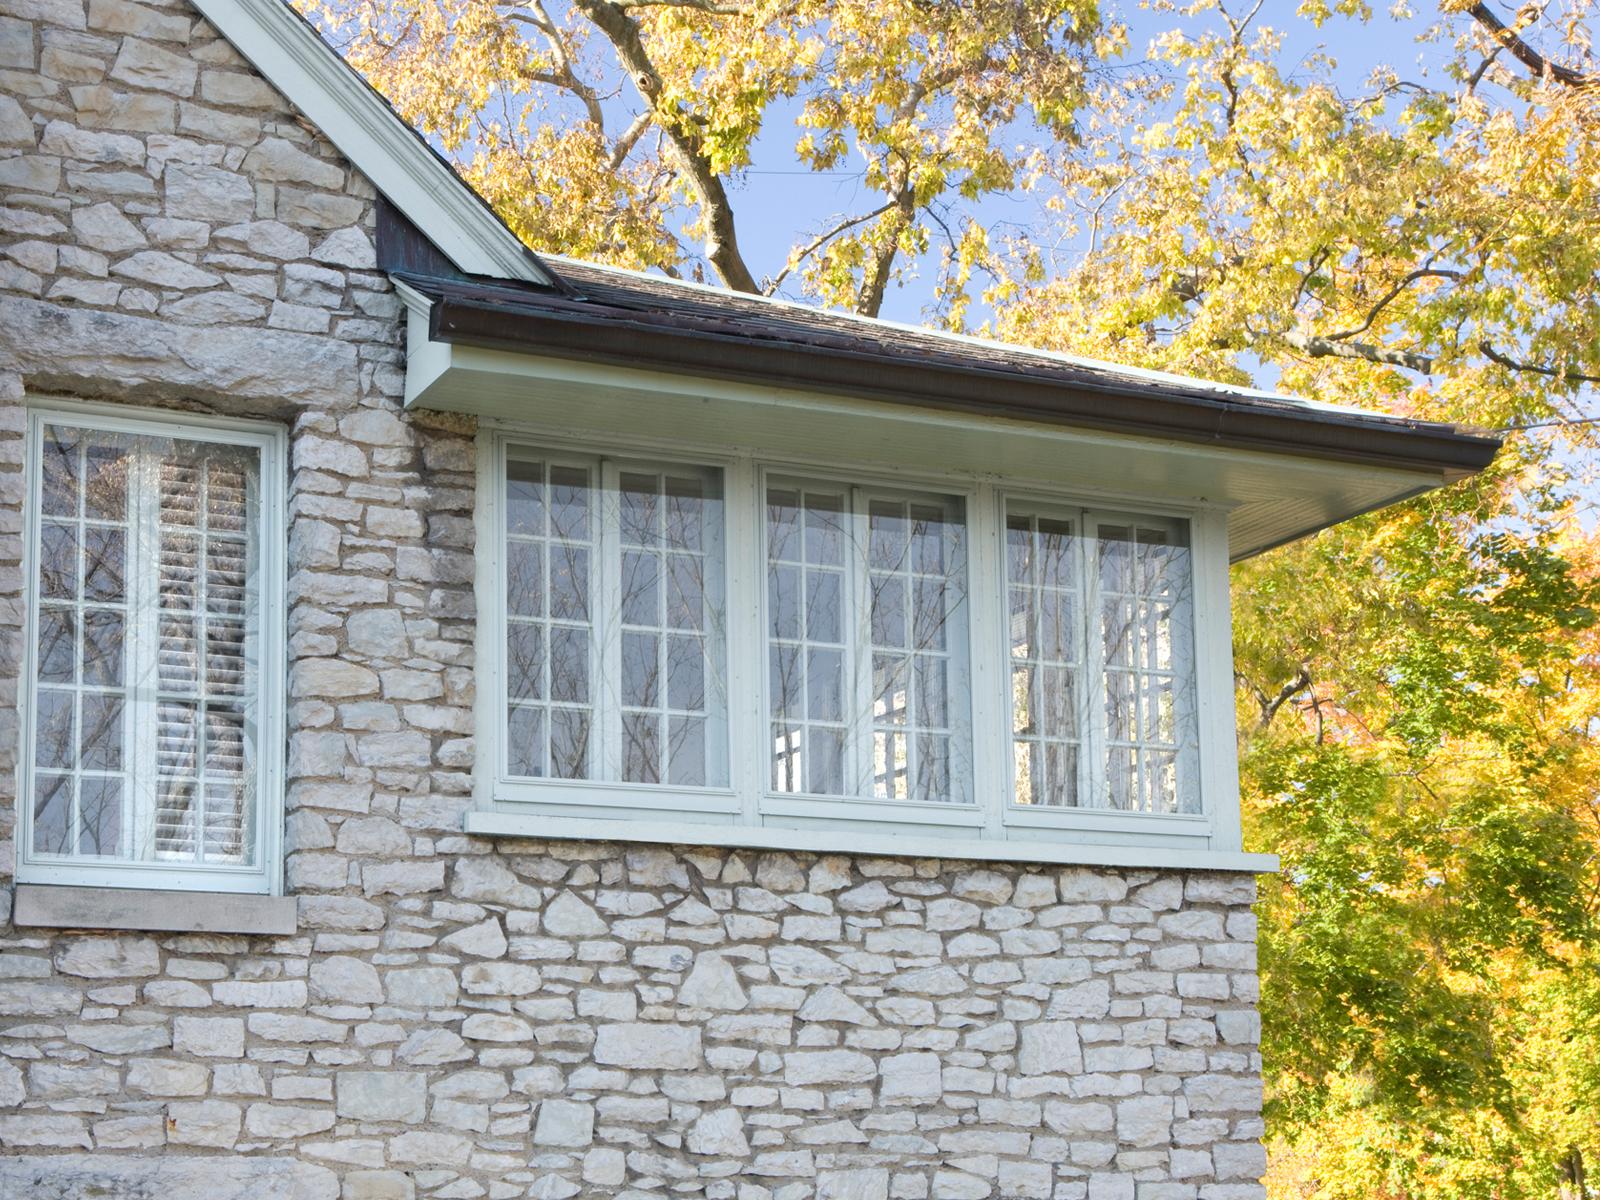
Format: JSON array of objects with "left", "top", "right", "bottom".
[
  {"left": 766, "top": 482, "right": 971, "bottom": 804},
  {"left": 503, "top": 454, "right": 727, "bottom": 788},
  {"left": 29, "top": 423, "right": 262, "bottom": 869}
]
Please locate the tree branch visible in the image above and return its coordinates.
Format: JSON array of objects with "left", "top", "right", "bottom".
[
  {"left": 1467, "top": 3, "right": 1597, "bottom": 88},
  {"left": 1322, "top": 267, "right": 1462, "bottom": 342},
  {"left": 612, "top": 0, "right": 750, "bottom": 12},
  {"left": 608, "top": 109, "right": 655, "bottom": 170},
  {"left": 764, "top": 201, "right": 896, "bottom": 294},
  {"left": 573, "top": 0, "right": 759, "bottom": 292},
  {"left": 1275, "top": 330, "right": 1437, "bottom": 374},
  {"left": 510, "top": 2, "right": 606, "bottom": 130},
  {"left": 1477, "top": 341, "right": 1600, "bottom": 385}
]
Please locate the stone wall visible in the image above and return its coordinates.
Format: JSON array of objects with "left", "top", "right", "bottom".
[{"left": 0, "top": 1, "right": 1269, "bottom": 1198}]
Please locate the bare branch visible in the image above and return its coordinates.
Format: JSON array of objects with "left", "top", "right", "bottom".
[
  {"left": 613, "top": 0, "right": 750, "bottom": 12},
  {"left": 764, "top": 201, "right": 896, "bottom": 294},
  {"left": 510, "top": 2, "right": 606, "bottom": 130},
  {"left": 608, "top": 109, "right": 654, "bottom": 170},
  {"left": 1477, "top": 341, "right": 1600, "bottom": 386},
  {"left": 1466, "top": 2, "right": 1597, "bottom": 88},
  {"left": 1322, "top": 267, "right": 1462, "bottom": 342}
]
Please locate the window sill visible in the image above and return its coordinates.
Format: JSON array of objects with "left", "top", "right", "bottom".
[
  {"left": 11, "top": 884, "right": 298, "bottom": 935},
  {"left": 462, "top": 811, "right": 1279, "bottom": 873}
]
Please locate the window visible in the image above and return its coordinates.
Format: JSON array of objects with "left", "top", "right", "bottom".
[
  {"left": 501, "top": 448, "right": 728, "bottom": 789},
  {"left": 1006, "top": 503, "right": 1199, "bottom": 815},
  {"left": 478, "top": 432, "right": 1223, "bottom": 860},
  {"left": 765, "top": 481, "right": 971, "bottom": 804},
  {"left": 19, "top": 408, "right": 284, "bottom": 894}
]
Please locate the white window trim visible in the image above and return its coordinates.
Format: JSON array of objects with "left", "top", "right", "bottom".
[
  {"left": 471, "top": 423, "right": 1267, "bottom": 871},
  {"left": 16, "top": 401, "right": 287, "bottom": 896}
]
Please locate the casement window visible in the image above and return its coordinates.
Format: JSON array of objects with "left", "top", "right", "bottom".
[
  {"left": 1004, "top": 502, "right": 1199, "bottom": 816},
  {"left": 18, "top": 407, "right": 284, "bottom": 895},
  {"left": 500, "top": 448, "right": 728, "bottom": 790},
  {"left": 476, "top": 432, "right": 1228, "bottom": 862}
]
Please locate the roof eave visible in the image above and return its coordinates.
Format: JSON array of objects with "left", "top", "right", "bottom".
[{"left": 419, "top": 288, "right": 1503, "bottom": 483}]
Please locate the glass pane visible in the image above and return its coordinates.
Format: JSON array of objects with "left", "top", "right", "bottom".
[
  {"left": 508, "top": 705, "right": 546, "bottom": 777},
  {"left": 33, "top": 773, "right": 72, "bottom": 854},
  {"left": 82, "top": 526, "right": 126, "bottom": 603},
  {"left": 79, "top": 693, "right": 123, "bottom": 771},
  {"left": 622, "top": 631, "right": 659, "bottom": 709},
  {"left": 508, "top": 622, "right": 545, "bottom": 702},
  {"left": 78, "top": 776, "right": 122, "bottom": 857},
  {"left": 549, "top": 627, "right": 590, "bottom": 705},
  {"left": 40, "top": 428, "right": 81, "bottom": 518},
  {"left": 506, "top": 459, "right": 546, "bottom": 537},
  {"left": 37, "top": 608, "right": 76, "bottom": 684},
  {"left": 806, "top": 571, "right": 842, "bottom": 644},
  {"left": 507, "top": 540, "right": 544, "bottom": 618},
  {"left": 550, "top": 708, "right": 590, "bottom": 779},
  {"left": 38, "top": 523, "right": 77, "bottom": 602},
  {"left": 668, "top": 716, "right": 706, "bottom": 787},
  {"left": 34, "top": 689, "right": 74, "bottom": 769},
  {"left": 622, "top": 711, "right": 661, "bottom": 783},
  {"left": 667, "top": 635, "right": 706, "bottom": 712},
  {"left": 82, "top": 610, "right": 123, "bottom": 688}
]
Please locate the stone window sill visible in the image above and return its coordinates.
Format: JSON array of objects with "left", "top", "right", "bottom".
[{"left": 11, "top": 884, "right": 298, "bottom": 935}]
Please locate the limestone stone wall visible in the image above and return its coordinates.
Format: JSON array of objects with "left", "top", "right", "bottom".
[{"left": 0, "top": 1, "right": 1269, "bottom": 1199}]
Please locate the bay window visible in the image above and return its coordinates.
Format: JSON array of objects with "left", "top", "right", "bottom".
[
  {"left": 477, "top": 432, "right": 1225, "bottom": 859},
  {"left": 19, "top": 407, "right": 284, "bottom": 894}
]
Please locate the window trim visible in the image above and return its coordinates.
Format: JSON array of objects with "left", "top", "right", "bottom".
[
  {"left": 16, "top": 401, "right": 287, "bottom": 897},
  {"left": 473, "top": 423, "right": 1246, "bottom": 862}
]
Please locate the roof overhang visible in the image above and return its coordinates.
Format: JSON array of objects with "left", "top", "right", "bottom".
[{"left": 394, "top": 274, "right": 1500, "bottom": 561}]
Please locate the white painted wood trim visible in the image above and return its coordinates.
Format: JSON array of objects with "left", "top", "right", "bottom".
[
  {"left": 462, "top": 811, "right": 1279, "bottom": 873},
  {"left": 187, "top": 0, "right": 555, "bottom": 286},
  {"left": 473, "top": 426, "right": 1252, "bottom": 864}
]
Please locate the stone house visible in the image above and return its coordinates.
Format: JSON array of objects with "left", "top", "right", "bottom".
[{"left": 0, "top": 0, "right": 1500, "bottom": 1196}]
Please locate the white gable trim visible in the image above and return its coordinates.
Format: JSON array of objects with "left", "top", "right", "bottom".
[{"left": 191, "top": 0, "right": 558, "bottom": 286}]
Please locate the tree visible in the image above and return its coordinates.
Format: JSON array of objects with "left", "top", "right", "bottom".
[
  {"left": 297, "top": 0, "right": 1107, "bottom": 316},
  {"left": 309, "top": 0, "right": 1600, "bottom": 1191},
  {"left": 988, "top": 2, "right": 1600, "bottom": 1196}
]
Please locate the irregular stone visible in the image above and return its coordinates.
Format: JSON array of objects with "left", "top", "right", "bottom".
[
  {"left": 533, "top": 1099, "right": 594, "bottom": 1148},
  {"left": 1018, "top": 1020, "right": 1084, "bottom": 1075},
  {"left": 337, "top": 1072, "right": 427, "bottom": 1123},
  {"left": 679, "top": 953, "right": 748, "bottom": 1012},
  {"left": 687, "top": 1107, "right": 749, "bottom": 1157},
  {"left": 384, "top": 967, "right": 459, "bottom": 1009},
  {"left": 542, "top": 890, "right": 607, "bottom": 936},
  {"left": 55, "top": 937, "right": 159, "bottom": 978},
  {"left": 593, "top": 1023, "right": 702, "bottom": 1069}
]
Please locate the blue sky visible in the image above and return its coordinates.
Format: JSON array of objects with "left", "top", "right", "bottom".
[{"left": 733, "top": 2, "right": 1451, "bottom": 328}]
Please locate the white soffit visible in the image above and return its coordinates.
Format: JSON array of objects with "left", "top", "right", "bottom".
[
  {"left": 396, "top": 316, "right": 1445, "bottom": 562},
  {"left": 190, "top": 0, "right": 557, "bottom": 286}
]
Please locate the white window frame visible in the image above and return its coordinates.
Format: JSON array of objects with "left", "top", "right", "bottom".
[
  {"left": 16, "top": 401, "right": 287, "bottom": 896},
  {"left": 472, "top": 423, "right": 1249, "bottom": 868}
]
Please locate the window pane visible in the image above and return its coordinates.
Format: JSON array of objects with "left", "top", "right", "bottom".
[
  {"left": 1097, "top": 521, "right": 1198, "bottom": 813},
  {"left": 28, "top": 422, "right": 264, "bottom": 872},
  {"left": 503, "top": 453, "right": 727, "bottom": 788},
  {"left": 1004, "top": 502, "right": 1199, "bottom": 814},
  {"left": 766, "top": 481, "right": 971, "bottom": 804}
]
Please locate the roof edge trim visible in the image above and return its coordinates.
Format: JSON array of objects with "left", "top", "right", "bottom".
[{"left": 191, "top": 0, "right": 558, "bottom": 287}]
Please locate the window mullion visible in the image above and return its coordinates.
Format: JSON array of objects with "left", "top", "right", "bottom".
[
  {"left": 597, "top": 457, "right": 622, "bottom": 781},
  {"left": 128, "top": 446, "right": 162, "bottom": 863},
  {"left": 1079, "top": 509, "right": 1106, "bottom": 810},
  {"left": 848, "top": 486, "right": 873, "bottom": 799}
]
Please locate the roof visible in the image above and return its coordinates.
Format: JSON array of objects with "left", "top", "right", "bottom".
[
  {"left": 201, "top": 0, "right": 1500, "bottom": 519},
  {"left": 394, "top": 259, "right": 1502, "bottom": 483}
]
